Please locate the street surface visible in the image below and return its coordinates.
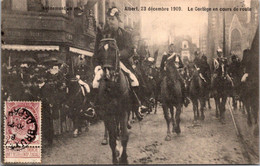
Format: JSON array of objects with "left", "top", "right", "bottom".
[{"left": 42, "top": 99, "right": 259, "bottom": 164}]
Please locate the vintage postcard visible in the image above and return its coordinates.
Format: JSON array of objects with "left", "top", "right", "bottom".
[{"left": 1, "top": 0, "right": 259, "bottom": 165}]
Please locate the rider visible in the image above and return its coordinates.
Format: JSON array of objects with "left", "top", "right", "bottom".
[
  {"left": 92, "top": 7, "right": 146, "bottom": 111},
  {"left": 193, "top": 51, "right": 201, "bottom": 67},
  {"left": 229, "top": 55, "right": 241, "bottom": 79},
  {"left": 160, "top": 43, "right": 189, "bottom": 107},
  {"left": 200, "top": 54, "right": 211, "bottom": 84},
  {"left": 212, "top": 48, "right": 233, "bottom": 87}
]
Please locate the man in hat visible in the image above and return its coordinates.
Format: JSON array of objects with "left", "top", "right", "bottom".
[{"left": 92, "top": 7, "right": 146, "bottom": 110}]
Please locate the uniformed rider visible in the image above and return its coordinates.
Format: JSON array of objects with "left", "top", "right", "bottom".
[
  {"left": 160, "top": 43, "right": 189, "bottom": 107},
  {"left": 92, "top": 7, "right": 146, "bottom": 110},
  {"left": 212, "top": 48, "right": 233, "bottom": 87}
]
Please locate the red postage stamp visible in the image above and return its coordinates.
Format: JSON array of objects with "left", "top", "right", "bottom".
[{"left": 4, "top": 101, "right": 41, "bottom": 163}]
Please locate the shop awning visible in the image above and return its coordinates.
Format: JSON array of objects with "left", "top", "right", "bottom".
[
  {"left": 1, "top": 45, "right": 60, "bottom": 51},
  {"left": 69, "top": 47, "right": 93, "bottom": 57}
]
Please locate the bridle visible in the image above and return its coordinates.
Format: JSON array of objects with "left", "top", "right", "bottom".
[{"left": 99, "top": 38, "right": 120, "bottom": 83}]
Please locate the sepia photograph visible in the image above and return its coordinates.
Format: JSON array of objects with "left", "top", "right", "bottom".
[{"left": 1, "top": 0, "right": 259, "bottom": 164}]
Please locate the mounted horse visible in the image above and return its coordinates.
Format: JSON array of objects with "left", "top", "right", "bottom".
[
  {"left": 133, "top": 55, "right": 157, "bottom": 113},
  {"left": 240, "top": 26, "right": 259, "bottom": 132},
  {"left": 187, "top": 62, "right": 207, "bottom": 121},
  {"left": 161, "top": 54, "right": 183, "bottom": 141},
  {"left": 228, "top": 55, "right": 243, "bottom": 110},
  {"left": 67, "top": 76, "right": 95, "bottom": 137},
  {"left": 95, "top": 38, "right": 131, "bottom": 164},
  {"left": 211, "top": 50, "right": 233, "bottom": 123}
]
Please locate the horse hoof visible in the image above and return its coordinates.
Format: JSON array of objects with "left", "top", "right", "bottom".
[
  {"left": 112, "top": 158, "right": 119, "bottom": 164},
  {"left": 101, "top": 139, "right": 108, "bottom": 145},
  {"left": 119, "top": 157, "right": 128, "bottom": 164},
  {"left": 165, "top": 135, "right": 171, "bottom": 141},
  {"left": 216, "top": 114, "right": 219, "bottom": 118},
  {"left": 127, "top": 123, "right": 132, "bottom": 129},
  {"left": 174, "top": 126, "right": 181, "bottom": 134},
  {"left": 73, "top": 129, "right": 78, "bottom": 138}
]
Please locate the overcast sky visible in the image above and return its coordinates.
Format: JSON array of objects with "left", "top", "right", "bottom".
[{"left": 140, "top": 0, "right": 209, "bottom": 46}]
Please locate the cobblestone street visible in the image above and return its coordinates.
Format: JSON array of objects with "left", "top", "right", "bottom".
[{"left": 42, "top": 99, "right": 259, "bottom": 164}]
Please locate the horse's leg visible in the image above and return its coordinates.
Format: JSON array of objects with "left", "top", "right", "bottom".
[
  {"left": 192, "top": 98, "right": 198, "bottom": 121},
  {"left": 244, "top": 98, "right": 252, "bottom": 126},
  {"left": 232, "top": 96, "right": 237, "bottom": 110},
  {"left": 214, "top": 97, "right": 220, "bottom": 118},
  {"left": 170, "top": 106, "right": 175, "bottom": 133},
  {"left": 119, "top": 111, "right": 129, "bottom": 164},
  {"left": 174, "top": 105, "right": 182, "bottom": 134},
  {"left": 104, "top": 117, "right": 118, "bottom": 164},
  {"left": 101, "top": 122, "right": 108, "bottom": 145},
  {"left": 154, "top": 85, "right": 159, "bottom": 114},
  {"left": 251, "top": 96, "right": 259, "bottom": 125},
  {"left": 200, "top": 98, "right": 205, "bottom": 120},
  {"left": 163, "top": 104, "right": 171, "bottom": 141},
  {"left": 251, "top": 98, "right": 259, "bottom": 136},
  {"left": 126, "top": 109, "right": 132, "bottom": 129},
  {"left": 208, "top": 94, "right": 212, "bottom": 109},
  {"left": 220, "top": 97, "right": 227, "bottom": 124},
  {"left": 73, "top": 109, "right": 80, "bottom": 137}
]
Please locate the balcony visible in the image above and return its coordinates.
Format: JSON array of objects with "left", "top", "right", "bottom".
[{"left": 2, "top": 10, "right": 96, "bottom": 48}]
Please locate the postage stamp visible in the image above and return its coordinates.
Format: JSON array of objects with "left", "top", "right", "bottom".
[{"left": 4, "top": 101, "right": 41, "bottom": 163}]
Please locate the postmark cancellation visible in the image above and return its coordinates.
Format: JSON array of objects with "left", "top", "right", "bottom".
[{"left": 4, "top": 101, "right": 41, "bottom": 163}]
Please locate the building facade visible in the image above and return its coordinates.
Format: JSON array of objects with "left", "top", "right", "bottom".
[
  {"left": 2, "top": 0, "right": 141, "bottom": 81},
  {"left": 207, "top": 0, "right": 259, "bottom": 62}
]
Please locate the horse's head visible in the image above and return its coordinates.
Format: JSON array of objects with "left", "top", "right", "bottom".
[
  {"left": 97, "top": 38, "right": 120, "bottom": 82},
  {"left": 143, "top": 57, "right": 155, "bottom": 78},
  {"left": 165, "top": 55, "right": 179, "bottom": 82}
]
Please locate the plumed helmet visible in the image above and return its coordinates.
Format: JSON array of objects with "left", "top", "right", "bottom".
[
  {"left": 194, "top": 51, "right": 200, "bottom": 55},
  {"left": 107, "top": 7, "right": 122, "bottom": 22},
  {"left": 217, "top": 47, "right": 223, "bottom": 53}
]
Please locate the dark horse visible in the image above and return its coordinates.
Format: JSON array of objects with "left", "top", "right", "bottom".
[
  {"left": 188, "top": 63, "right": 206, "bottom": 121},
  {"left": 240, "top": 27, "right": 259, "bottom": 131},
  {"left": 211, "top": 58, "right": 232, "bottom": 123},
  {"left": 161, "top": 56, "right": 183, "bottom": 141},
  {"left": 96, "top": 38, "right": 131, "bottom": 164},
  {"left": 134, "top": 49, "right": 160, "bottom": 114},
  {"left": 135, "top": 56, "right": 157, "bottom": 113},
  {"left": 67, "top": 78, "right": 94, "bottom": 137}
]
